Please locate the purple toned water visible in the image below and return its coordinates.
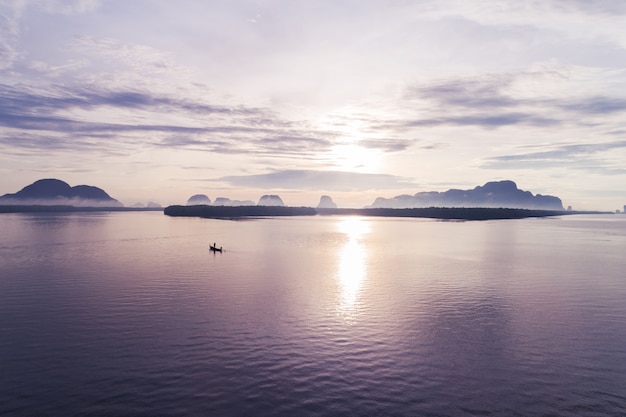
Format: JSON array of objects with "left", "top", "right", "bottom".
[{"left": 1, "top": 212, "right": 625, "bottom": 416}]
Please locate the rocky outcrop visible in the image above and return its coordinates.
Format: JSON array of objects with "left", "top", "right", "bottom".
[
  {"left": 317, "top": 195, "right": 337, "bottom": 209},
  {"left": 186, "top": 194, "right": 211, "bottom": 205},
  {"left": 257, "top": 195, "right": 285, "bottom": 207}
]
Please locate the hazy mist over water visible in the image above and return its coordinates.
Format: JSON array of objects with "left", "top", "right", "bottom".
[{"left": 1, "top": 212, "right": 625, "bottom": 416}]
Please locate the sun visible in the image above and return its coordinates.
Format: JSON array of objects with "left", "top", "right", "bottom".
[
  {"left": 317, "top": 108, "right": 385, "bottom": 172},
  {"left": 329, "top": 143, "right": 383, "bottom": 172}
]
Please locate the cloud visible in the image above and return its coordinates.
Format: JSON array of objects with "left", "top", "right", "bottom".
[
  {"left": 211, "top": 170, "right": 418, "bottom": 191},
  {"left": 0, "top": 6, "right": 20, "bottom": 69},
  {"left": 0, "top": 83, "right": 269, "bottom": 117},
  {"left": 0, "top": 81, "right": 419, "bottom": 163},
  {"left": 482, "top": 140, "right": 626, "bottom": 173},
  {"left": 359, "top": 138, "right": 412, "bottom": 152},
  {"left": 554, "top": 0, "right": 626, "bottom": 15},
  {"left": 0, "top": 41, "right": 17, "bottom": 70},
  {"left": 72, "top": 35, "right": 180, "bottom": 74},
  {"left": 406, "top": 75, "right": 518, "bottom": 109},
  {"left": 405, "top": 113, "right": 559, "bottom": 128},
  {"left": 400, "top": 75, "right": 562, "bottom": 129},
  {"left": 0, "top": 130, "right": 135, "bottom": 158},
  {"left": 32, "top": 0, "right": 101, "bottom": 15},
  {"left": 158, "top": 131, "right": 333, "bottom": 159},
  {"left": 399, "top": 71, "right": 626, "bottom": 130},
  {"left": 0, "top": 0, "right": 101, "bottom": 70},
  {"left": 0, "top": 82, "right": 277, "bottom": 133},
  {"left": 559, "top": 97, "right": 626, "bottom": 115}
]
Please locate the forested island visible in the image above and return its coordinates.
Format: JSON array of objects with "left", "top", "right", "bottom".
[
  {"left": 164, "top": 205, "right": 317, "bottom": 218},
  {"left": 163, "top": 205, "right": 606, "bottom": 220}
]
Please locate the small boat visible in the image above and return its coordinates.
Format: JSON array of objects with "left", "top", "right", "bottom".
[{"left": 210, "top": 242, "right": 223, "bottom": 252}]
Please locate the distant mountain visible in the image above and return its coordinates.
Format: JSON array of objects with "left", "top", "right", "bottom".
[
  {"left": 213, "top": 197, "right": 255, "bottom": 207},
  {"left": 0, "top": 178, "right": 123, "bottom": 207},
  {"left": 187, "top": 194, "right": 211, "bottom": 205},
  {"left": 130, "top": 201, "right": 161, "bottom": 208},
  {"left": 368, "top": 180, "right": 564, "bottom": 210},
  {"left": 317, "top": 195, "right": 337, "bottom": 209},
  {"left": 257, "top": 195, "right": 285, "bottom": 207}
]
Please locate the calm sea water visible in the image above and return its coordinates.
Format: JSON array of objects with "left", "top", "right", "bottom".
[{"left": 1, "top": 212, "right": 625, "bottom": 416}]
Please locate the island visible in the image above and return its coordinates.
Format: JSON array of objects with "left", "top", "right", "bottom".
[
  {"left": 164, "top": 180, "right": 609, "bottom": 220},
  {"left": 0, "top": 179, "right": 162, "bottom": 213},
  {"left": 163, "top": 205, "right": 606, "bottom": 220}
]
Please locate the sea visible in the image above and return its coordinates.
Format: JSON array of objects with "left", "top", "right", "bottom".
[{"left": 1, "top": 211, "right": 625, "bottom": 416}]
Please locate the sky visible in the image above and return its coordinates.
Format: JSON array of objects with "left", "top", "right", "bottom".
[{"left": 1, "top": 0, "right": 626, "bottom": 210}]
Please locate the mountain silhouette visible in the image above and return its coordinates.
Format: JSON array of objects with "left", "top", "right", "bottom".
[
  {"left": 187, "top": 194, "right": 211, "bottom": 205},
  {"left": 213, "top": 197, "right": 255, "bottom": 206},
  {"left": 368, "top": 180, "right": 564, "bottom": 210},
  {"left": 0, "top": 179, "right": 123, "bottom": 207},
  {"left": 317, "top": 195, "right": 337, "bottom": 209},
  {"left": 257, "top": 195, "right": 285, "bottom": 206}
]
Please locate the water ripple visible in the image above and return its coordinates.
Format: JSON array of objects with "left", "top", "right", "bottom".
[{"left": 1, "top": 214, "right": 625, "bottom": 416}]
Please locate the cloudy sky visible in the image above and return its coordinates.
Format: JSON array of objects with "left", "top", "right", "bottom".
[{"left": 1, "top": 0, "right": 626, "bottom": 209}]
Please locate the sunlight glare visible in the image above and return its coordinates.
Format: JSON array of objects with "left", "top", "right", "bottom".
[{"left": 336, "top": 217, "right": 370, "bottom": 314}]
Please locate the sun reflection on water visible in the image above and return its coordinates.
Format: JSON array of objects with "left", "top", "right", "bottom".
[{"left": 336, "top": 217, "right": 370, "bottom": 315}]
